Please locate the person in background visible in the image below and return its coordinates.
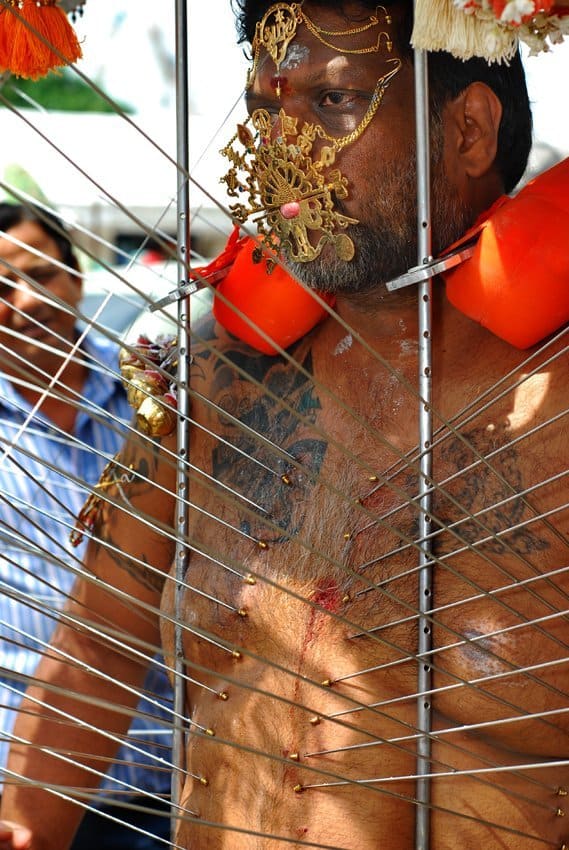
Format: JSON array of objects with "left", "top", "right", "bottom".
[{"left": 0, "top": 202, "right": 173, "bottom": 849}]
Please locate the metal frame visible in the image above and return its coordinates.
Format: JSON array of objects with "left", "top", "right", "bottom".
[
  {"left": 169, "top": 3, "right": 438, "bottom": 847},
  {"left": 413, "top": 44, "right": 434, "bottom": 850},
  {"left": 172, "top": 0, "right": 191, "bottom": 830}
]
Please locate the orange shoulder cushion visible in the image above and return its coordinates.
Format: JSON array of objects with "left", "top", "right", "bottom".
[
  {"left": 442, "top": 157, "right": 569, "bottom": 349},
  {"left": 212, "top": 239, "right": 335, "bottom": 355}
]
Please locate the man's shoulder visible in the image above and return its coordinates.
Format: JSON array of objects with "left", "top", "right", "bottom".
[
  {"left": 519, "top": 334, "right": 568, "bottom": 418},
  {"left": 0, "top": 371, "right": 17, "bottom": 408},
  {"left": 188, "top": 301, "right": 324, "bottom": 427}
]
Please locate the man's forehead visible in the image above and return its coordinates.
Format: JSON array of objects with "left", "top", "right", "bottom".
[
  {"left": 279, "top": 41, "right": 310, "bottom": 71},
  {"left": 301, "top": 1, "right": 389, "bottom": 26},
  {"left": 251, "top": 0, "right": 392, "bottom": 25},
  {"left": 250, "top": 1, "right": 400, "bottom": 81},
  {"left": 0, "top": 225, "right": 58, "bottom": 265}
]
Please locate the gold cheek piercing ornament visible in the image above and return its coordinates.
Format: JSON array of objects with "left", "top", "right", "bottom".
[
  {"left": 220, "top": 59, "right": 401, "bottom": 265},
  {"left": 221, "top": 108, "right": 357, "bottom": 264},
  {"left": 221, "top": 1, "right": 400, "bottom": 265}
]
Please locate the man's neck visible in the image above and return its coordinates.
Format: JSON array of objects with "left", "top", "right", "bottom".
[
  {"left": 317, "top": 281, "right": 502, "bottom": 381},
  {"left": 333, "top": 285, "right": 427, "bottom": 352}
]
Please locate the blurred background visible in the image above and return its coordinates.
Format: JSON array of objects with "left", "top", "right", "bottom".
[
  {"left": 0, "top": 1, "right": 250, "bottom": 339},
  {"left": 0, "top": 0, "right": 566, "bottom": 340}
]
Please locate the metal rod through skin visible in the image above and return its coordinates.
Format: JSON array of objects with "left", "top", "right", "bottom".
[
  {"left": 172, "top": 0, "right": 191, "bottom": 829},
  {"left": 414, "top": 44, "right": 434, "bottom": 850}
]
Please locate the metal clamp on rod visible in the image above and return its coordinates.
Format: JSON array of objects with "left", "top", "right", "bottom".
[
  {"left": 385, "top": 241, "right": 477, "bottom": 291},
  {"left": 149, "top": 279, "right": 199, "bottom": 311},
  {"left": 149, "top": 265, "right": 231, "bottom": 311}
]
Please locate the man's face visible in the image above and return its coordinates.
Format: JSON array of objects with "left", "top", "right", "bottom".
[
  {"left": 243, "top": 2, "right": 473, "bottom": 297},
  {"left": 0, "top": 219, "right": 81, "bottom": 376}
]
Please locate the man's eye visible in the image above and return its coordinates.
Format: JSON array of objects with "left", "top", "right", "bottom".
[
  {"left": 320, "top": 91, "right": 360, "bottom": 109},
  {"left": 18, "top": 268, "right": 60, "bottom": 289},
  {"left": 33, "top": 270, "right": 59, "bottom": 286},
  {"left": 322, "top": 91, "right": 346, "bottom": 106},
  {"left": 317, "top": 91, "right": 370, "bottom": 134}
]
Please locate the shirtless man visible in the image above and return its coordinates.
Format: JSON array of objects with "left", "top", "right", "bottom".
[{"left": 3, "top": 1, "right": 568, "bottom": 848}]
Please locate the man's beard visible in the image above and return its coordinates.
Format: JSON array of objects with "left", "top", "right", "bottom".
[{"left": 283, "top": 143, "right": 474, "bottom": 301}]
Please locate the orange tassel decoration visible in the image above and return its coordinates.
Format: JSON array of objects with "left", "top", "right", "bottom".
[{"left": 0, "top": 0, "right": 82, "bottom": 80}]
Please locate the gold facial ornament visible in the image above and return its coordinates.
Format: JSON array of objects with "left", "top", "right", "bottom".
[
  {"left": 246, "top": 2, "right": 302, "bottom": 92},
  {"left": 220, "top": 59, "right": 401, "bottom": 264},
  {"left": 221, "top": 2, "right": 400, "bottom": 264}
]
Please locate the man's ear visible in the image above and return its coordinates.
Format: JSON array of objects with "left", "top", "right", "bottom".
[{"left": 445, "top": 82, "right": 503, "bottom": 181}]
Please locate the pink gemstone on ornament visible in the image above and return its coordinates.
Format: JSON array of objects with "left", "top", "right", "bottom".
[
  {"left": 280, "top": 201, "right": 300, "bottom": 219},
  {"left": 163, "top": 392, "right": 177, "bottom": 408}
]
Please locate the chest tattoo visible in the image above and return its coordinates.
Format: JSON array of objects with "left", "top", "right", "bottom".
[{"left": 210, "top": 345, "right": 327, "bottom": 543}]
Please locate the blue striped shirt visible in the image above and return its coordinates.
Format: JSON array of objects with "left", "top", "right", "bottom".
[{"left": 0, "top": 332, "right": 173, "bottom": 799}]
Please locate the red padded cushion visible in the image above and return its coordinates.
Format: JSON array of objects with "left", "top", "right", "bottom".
[
  {"left": 213, "top": 239, "right": 335, "bottom": 355},
  {"left": 443, "top": 157, "right": 569, "bottom": 349}
]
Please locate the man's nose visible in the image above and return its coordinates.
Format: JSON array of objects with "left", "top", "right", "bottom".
[
  {"left": 269, "top": 111, "right": 287, "bottom": 143},
  {"left": 265, "top": 104, "right": 304, "bottom": 147},
  {"left": 10, "top": 276, "right": 43, "bottom": 312}
]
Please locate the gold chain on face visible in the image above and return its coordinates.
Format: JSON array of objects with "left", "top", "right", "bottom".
[
  {"left": 300, "top": 4, "right": 391, "bottom": 36},
  {"left": 321, "top": 59, "right": 401, "bottom": 151},
  {"left": 301, "top": 5, "right": 392, "bottom": 55}
]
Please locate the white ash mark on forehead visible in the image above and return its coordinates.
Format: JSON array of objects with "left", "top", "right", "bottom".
[{"left": 280, "top": 43, "right": 310, "bottom": 70}]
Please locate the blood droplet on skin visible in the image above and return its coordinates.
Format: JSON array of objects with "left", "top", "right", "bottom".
[{"left": 312, "top": 579, "right": 341, "bottom": 613}]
